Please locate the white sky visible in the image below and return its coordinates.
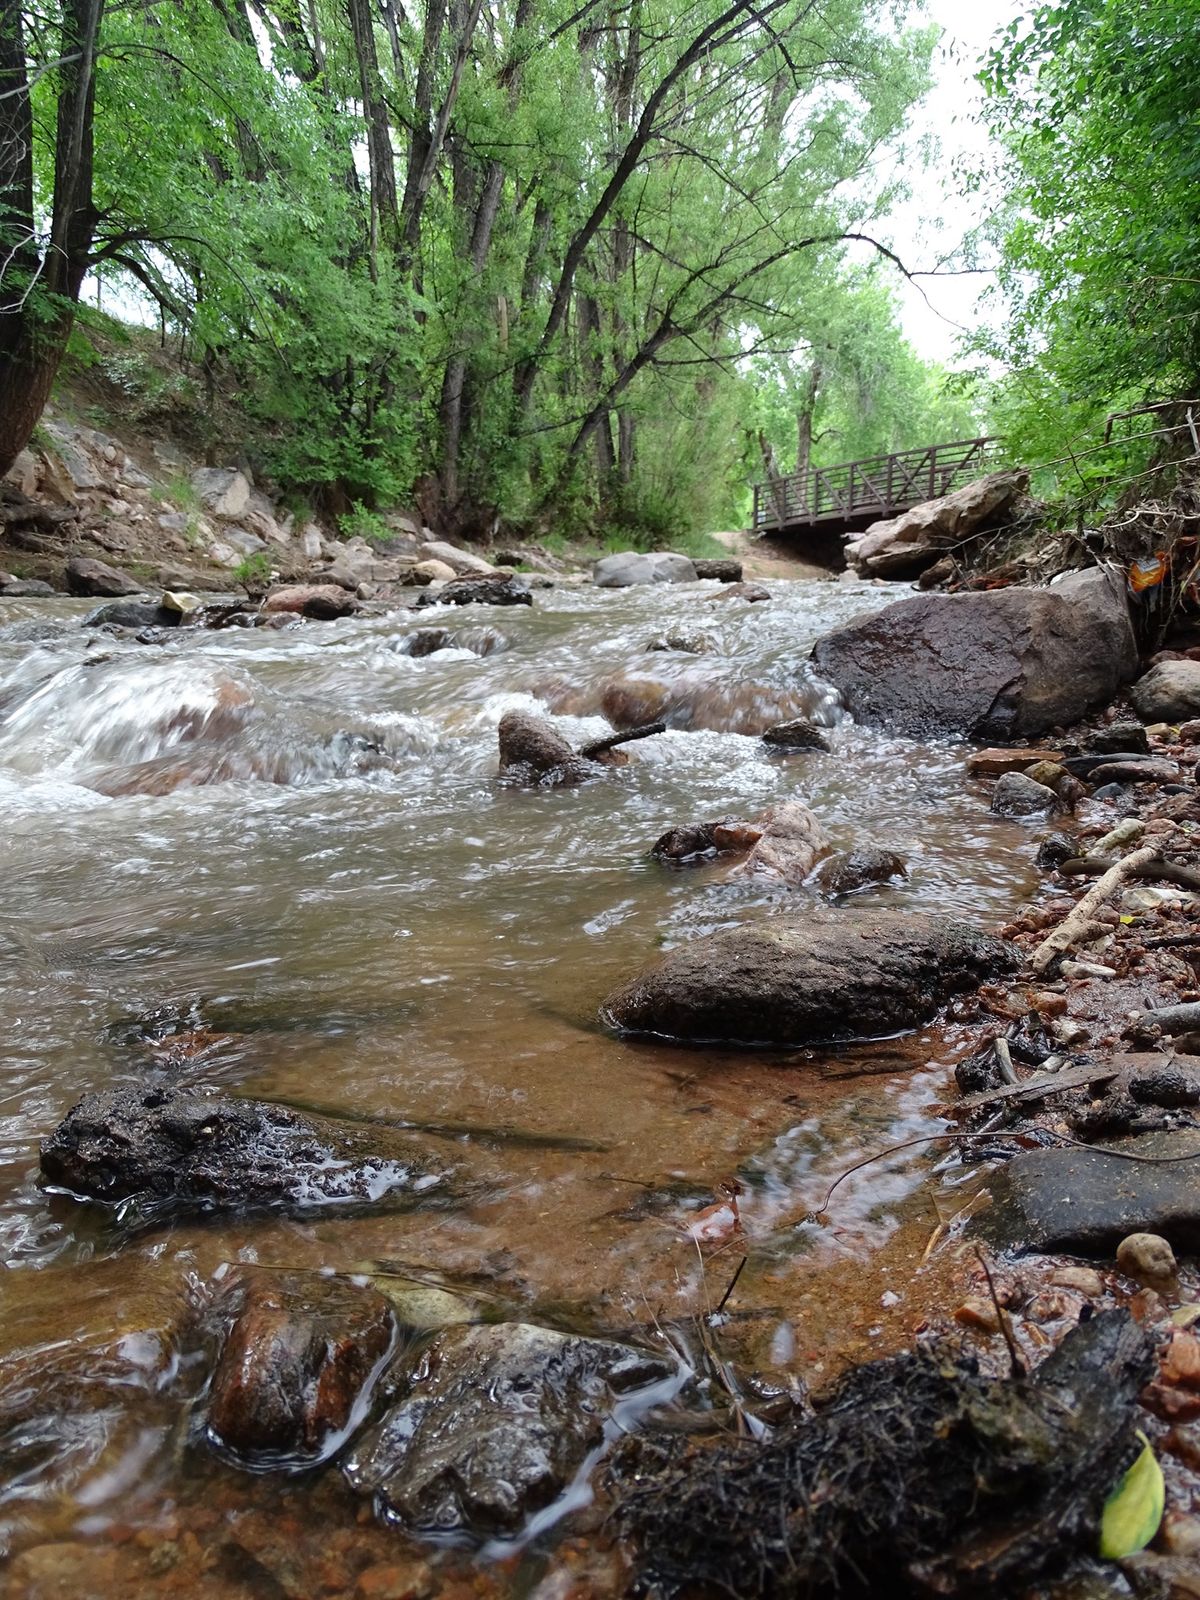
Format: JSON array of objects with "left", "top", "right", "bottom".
[{"left": 873, "top": 0, "right": 1024, "bottom": 364}]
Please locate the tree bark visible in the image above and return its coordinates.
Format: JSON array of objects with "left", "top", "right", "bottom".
[
  {"left": 346, "top": 0, "right": 400, "bottom": 266},
  {"left": 0, "top": 0, "right": 104, "bottom": 476}
]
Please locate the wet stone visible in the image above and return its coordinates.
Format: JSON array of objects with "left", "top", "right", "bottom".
[
  {"left": 497, "top": 710, "right": 594, "bottom": 787},
  {"left": 651, "top": 818, "right": 761, "bottom": 862},
  {"left": 813, "top": 848, "right": 908, "bottom": 898},
  {"left": 602, "top": 909, "right": 1015, "bottom": 1046},
  {"left": 395, "top": 626, "right": 504, "bottom": 658},
  {"left": 414, "top": 574, "right": 531, "bottom": 608},
  {"left": 64, "top": 555, "right": 143, "bottom": 598},
  {"left": 976, "top": 1131, "right": 1200, "bottom": 1255},
  {"left": 990, "top": 771, "right": 1060, "bottom": 817},
  {"left": 761, "top": 719, "right": 831, "bottom": 751},
  {"left": 343, "top": 1322, "right": 675, "bottom": 1539},
  {"left": 204, "top": 1267, "right": 397, "bottom": 1469},
  {"left": 40, "top": 1085, "right": 452, "bottom": 1221},
  {"left": 83, "top": 600, "right": 181, "bottom": 630}
]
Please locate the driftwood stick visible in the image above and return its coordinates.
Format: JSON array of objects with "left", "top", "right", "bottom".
[
  {"left": 578, "top": 721, "right": 667, "bottom": 760},
  {"left": 1030, "top": 845, "right": 1159, "bottom": 973},
  {"left": 1059, "top": 856, "right": 1200, "bottom": 893},
  {"left": 1128, "top": 1001, "right": 1200, "bottom": 1035}
]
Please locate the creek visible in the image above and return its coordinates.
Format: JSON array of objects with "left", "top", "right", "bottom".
[{"left": 0, "top": 576, "right": 1042, "bottom": 1590}]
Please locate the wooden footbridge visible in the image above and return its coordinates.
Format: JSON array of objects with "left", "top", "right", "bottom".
[{"left": 751, "top": 435, "right": 1002, "bottom": 563}]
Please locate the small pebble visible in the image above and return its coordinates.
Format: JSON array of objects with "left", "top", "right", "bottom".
[
  {"left": 1160, "top": 1512, "right": 1200, "bottom": 1558},
  {"left": 954, "top": 1296, "right": 1002, "bottom": 1333},
  {"left": 1116, "top": 1231, "right": 1178, "bottom": 1289},
  {"left": 1049, "top": 1266, "right": 1104, "bottom": 1297}
]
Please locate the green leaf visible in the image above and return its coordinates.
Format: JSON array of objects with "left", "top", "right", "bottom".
[{"left": 1099, "top": 1433, "right": 1164, "bottom": 1560}]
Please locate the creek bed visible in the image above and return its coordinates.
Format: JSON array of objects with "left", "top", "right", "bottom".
[{"left": 0, "top": 577, "right": 1041, "bottom": 1592}]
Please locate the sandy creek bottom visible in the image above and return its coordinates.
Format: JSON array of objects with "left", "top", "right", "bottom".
[{"left": 0, "top": 576, "right": 1045, "bottom": 1595}]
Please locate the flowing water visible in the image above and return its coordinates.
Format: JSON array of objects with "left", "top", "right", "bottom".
[{"left": 0, "top": 577, "right": 1041, "bottom": 1590}]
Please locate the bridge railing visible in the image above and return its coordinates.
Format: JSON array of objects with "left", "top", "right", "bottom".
[{"left": 752, "top": 436, "right": 1003, "bottom": 532}]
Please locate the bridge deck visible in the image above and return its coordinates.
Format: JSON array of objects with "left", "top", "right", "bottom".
[{"left": 751, "top": 436, "right": 1002, "bottom": 554}]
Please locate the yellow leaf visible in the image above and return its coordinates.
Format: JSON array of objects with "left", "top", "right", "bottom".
[
  {"left": 1119, "top": 914, "right": 1135, "bottom": 925},
  {"left": 1099, "top": 1434, "right": 1164, "bottom": 1560}
]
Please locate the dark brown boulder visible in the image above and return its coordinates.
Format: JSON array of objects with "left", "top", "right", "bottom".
[
  {"left": 693, "top": 558, "right": 742, "bottom": 582},
  {"left": 601, "top": 910, "right": 1015, "bottom": 1045},
  {"left": 64, "top": 555, "right": 143, "bottom": 597},
  {"left": 813, "top": 848, "right": 907, "bottom": 897},
  {"left": 810, "top": 569, "right": 1137, "bottom": 740},
  {"left": 497, "top": 710, "right": 594, "bottom": 786},
  {"left": 40, "top": 1085, "right": 452, "bottom": 1220},
  {"left": 414, "top": 573, "right": 531, "bottom": 608},
  {"left": 262, "top": 584, "right": 358, "bottom": 619},
  {"left": 205, "top": 1268, "right": 396, "bottom": 1468},
  {"left": 762, "top": 719, "right": 831, "bottom": 751}
]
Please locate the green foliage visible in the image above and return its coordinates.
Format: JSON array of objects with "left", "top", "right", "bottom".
[
  {"left": 9, "top": 0, "right": 966, "bottom": 537},
  {"left": 232, "top": 551, "right": 272, "bottom": 586},
  {"left": 979, "top": 0, "right": 1200, "bottom": 465},
  {"left": 339, "top": 503, "right": 393, "bottom": 545}
]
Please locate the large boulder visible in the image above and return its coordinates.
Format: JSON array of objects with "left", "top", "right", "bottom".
[
  {"left": 1130, "top": 660, "right": 1200, "bottom": 723},
  {"left": 810, "top": 568, "right": 1138, "bottom": 740},
  {"left": 204, "top": 1268, "right": 396, "bottom": 1468},
  {"left": 417, "top": 539, "right": 495, "bottom": 577},
  {"left": 343, "top": 1322, "right": 675, "bottom": 1537},
  {"left": 64, "top": 555, "right": 143, "bottom": 598},
  {"left": 593, "top": 551, "right": 697, "bottom": 587},
  {"left": 600, "top": 910, "right": 1015, "bottom": 1045},
  {"left": 845, "top": 470, "right": 1029, "bottom": 578},
  {"left": 192, "top": 467, "right": 251, "bottom": 519},
  {"left": 40, "top": 1086, "right": 452, "bottom": 1220},
  {"left": 262, "top": 583, "right": 358, "bottom": 619}
]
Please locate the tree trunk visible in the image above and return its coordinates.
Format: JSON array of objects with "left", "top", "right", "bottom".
[
  {"left": 0, "top": 0, "right": 103, "bottom": 475},
  {"left": 795, "top": 359, "right": 822, "bottom": 479},
  {"left": 346, "top": 0, "right": 400, "bottom": 265},
  {"left": 758, "top": 431, "right": 787, "bottom": 524}
]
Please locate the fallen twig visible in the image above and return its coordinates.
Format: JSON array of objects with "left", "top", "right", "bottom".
[
  {"left": 1058, "top": 856, "right": 1200, "bottom": 893},
  {"left": 578, "top": 721, "right": 667, "bottom": 759},
  {"left": 1029, "top": 845, "right": 1158, "bottom": 973}
]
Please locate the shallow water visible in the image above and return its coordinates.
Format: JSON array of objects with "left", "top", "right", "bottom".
[{"left": 0, "top": 577, "right": 1039, "bottom": 1582}]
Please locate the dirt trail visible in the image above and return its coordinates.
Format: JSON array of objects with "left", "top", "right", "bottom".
[{"left": 711, "top": 526, "right": 841, "bottom": 582}]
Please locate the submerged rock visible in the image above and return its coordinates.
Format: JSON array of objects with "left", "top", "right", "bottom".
[
  {"left": 730, "top": 800, "right": 828, "bottom": 885},
  {"left": 343, "top": 1322, "right": 675, "bottom": 1538},
  {"left": 601, "top": 910, "right": 1014, "bottom": 1045},
  {"left": 204, "top": 1267, "right": 396, "bottom": 1469},
  {"left": 40, "top": 1086, "right": 451, "bottom": 1220},
  {"left": 651, "top": 818, "right": 763, "bottom": 862},
  {"left": 813, "top": 848, "right": 908, "bottom": 897},
  {"left": 710, "top": 581, "right": 770, "bottom": 603},
  {"left": 811, "top": 568, "right": 1137, "bottom": 740},
  {"left": 395, "top": 626, "right": 504, "bottom": 658}
]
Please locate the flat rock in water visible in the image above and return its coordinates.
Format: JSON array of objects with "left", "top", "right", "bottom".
[
  {"left": 343, "top": 1321, "right": 675, "bottom": 1537},
  {"left": 83, "top": 600, "right": 180, "bottom": 629},
  {"left": 730, "top": 800, "right": 828, "bottom": 885},
  {"left": 40, "top": 1086, "right": 452, "bottom": 1221},
  {"left": 593, "top": 551, "right": 697, "bottom": 587},
  {"left": 811, "top": 568, "right": 1137, "bottom": 740},
  {"left": 966, "top": 747, "right": 1064, "bottom": 777},
  {"left": 204, "top": 1267, "right": 396, "bottom": 1469},
  {"left": 976, "top": 1131, "right": 1200, "bottom": 1254},
  {"left": 601, "top": 910, "right": 1015, "bottom": 1045},
  {"left": 0, "top": 577, "right": 56, "bottom": 596}
]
